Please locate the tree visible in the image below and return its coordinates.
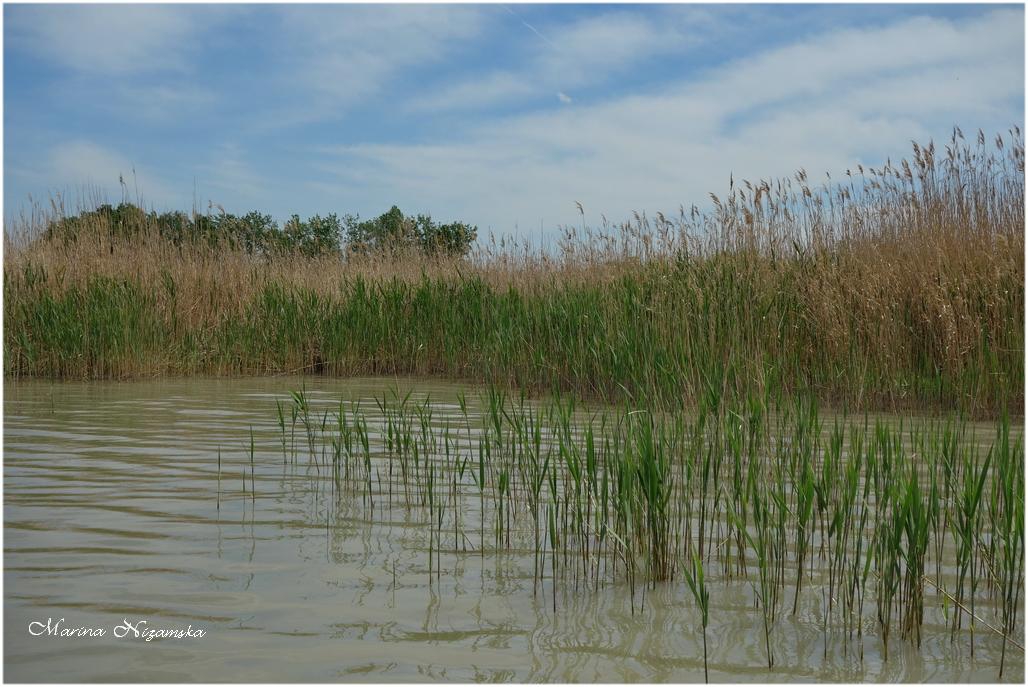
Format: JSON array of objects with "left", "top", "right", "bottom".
[
  {"left": 344, "top": 206, "right": 476, "bottom": 257},
  {"left": 40, "top": 202, "right": 472, "bottom": 258},
  {"left": 210, "top": 211, "right": 278, "bottom": 254},
  {"left": 282, "top": 213, "right": 343, "bottom": 256},
  {"left": 419, "top": 217, "right": 477, "bottom": 257}
]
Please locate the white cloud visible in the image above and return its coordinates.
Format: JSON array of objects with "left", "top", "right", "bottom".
[
  {"left": 198, "top": 145, "right": 267, "bottom": 204},
  {"left": 311, "top": 9, "right": 1024, "bottom": 235},
  {"left": 695, "top": 11, "right": 1023, "bottom": 116},
  {"left": 110, "top": 84, "right": 223, "bottom": 125},
  {"left": 536, "top": 11, "right": 691, "bottom": 82},
  {"left": 6, "top": 5, "right": 215, "bottom": 75},
  {"left": 46, "top": 141, "right": 179, "bottom": 207},
  {"left": 413, "top": 71, "right": 537, "bottom": 112},
  {"left": 557, "top": 92, "right": 573, "bottom": 105},
  {"left": 253, "top": 5, "right": 488, "bottom": 127},
  {"left": 410, "top": 8, "right": 705, "bottom": 112}
]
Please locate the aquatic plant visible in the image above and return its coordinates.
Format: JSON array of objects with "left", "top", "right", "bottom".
[{"left": 267, "top": 383, "right": 1026, "bottom": 679}]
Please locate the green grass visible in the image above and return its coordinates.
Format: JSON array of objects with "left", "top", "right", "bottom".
[{"left": 270, "top": 383, "right": 1024, "bottom": 678}]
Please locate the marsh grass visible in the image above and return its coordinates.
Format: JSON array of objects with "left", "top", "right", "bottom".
[
  {"left": 272, "top": 383, "right": 1023, "bottom": 678},
  {"left": 5, "top": 130, "right": 1023, "bottom": 417},
  {"left": 683, "top": 548, "right": 710, "bottom": 682}
]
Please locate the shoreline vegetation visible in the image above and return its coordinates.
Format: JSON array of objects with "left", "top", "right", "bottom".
[{"left": 4, "top": 128, "right": 1024, "bottom": 418}]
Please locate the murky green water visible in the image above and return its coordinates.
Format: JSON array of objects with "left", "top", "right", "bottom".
[{"left": 4, "top": 377, "right": 1023, "bottom": 682}]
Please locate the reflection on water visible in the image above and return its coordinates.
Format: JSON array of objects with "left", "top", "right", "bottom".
[{"left": 4, "top": 377, "right": 1023, "bottom": 682}]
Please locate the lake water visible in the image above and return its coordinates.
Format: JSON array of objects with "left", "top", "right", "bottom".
[{"left": 4, "top": 377, "right": 1023, "bottom": 682}]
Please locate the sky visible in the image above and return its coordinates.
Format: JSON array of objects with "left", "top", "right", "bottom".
[{"left": 3, "top": 3, "right": 1025, "bottom": 241}]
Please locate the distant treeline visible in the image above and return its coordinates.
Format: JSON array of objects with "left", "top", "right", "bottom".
[{"left": 43, "top": 202, "right": 478, "bottom": 258}]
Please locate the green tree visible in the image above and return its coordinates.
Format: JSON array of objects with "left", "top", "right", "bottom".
[
  {"left": 282, "top": 213, "right": 343, "bottom": 256},
  {"left": 210, "top": 211, "right": 278, "bottom": 254},
  {"left": 344, "top": 206, "right": 476, "bottom": 257}
]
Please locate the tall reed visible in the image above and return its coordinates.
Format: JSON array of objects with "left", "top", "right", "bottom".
[{"left": 6, "top": 130, "right": 1023, "bottom": 417}]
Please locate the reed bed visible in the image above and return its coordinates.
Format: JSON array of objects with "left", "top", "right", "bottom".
[
  {"left": 5, "top": 128, "right": 1023, "bottom": 416},
  {"left": 272, "top": 384, "right": 1024, "bottom": 680}
]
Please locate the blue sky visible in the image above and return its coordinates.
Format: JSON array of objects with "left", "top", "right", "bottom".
[{"left": 4, "top": 3, "right": 1024, "bottom": 240}]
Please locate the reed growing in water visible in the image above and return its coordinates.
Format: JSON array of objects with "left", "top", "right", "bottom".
[
  {"left": 5, "top": 128, "right": 1023, "bottom": 416},
  {"left": 272, "top": 382, "right": 1024, "bottom": 681}
]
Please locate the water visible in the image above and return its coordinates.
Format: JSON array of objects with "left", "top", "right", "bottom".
[{"left": 4, "top": 377, "right": 1023, "bottom": 682}]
